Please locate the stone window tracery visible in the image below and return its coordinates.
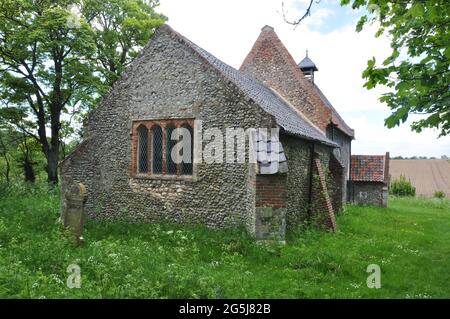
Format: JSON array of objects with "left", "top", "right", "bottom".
[{"left": 132, "top": 119, "right": 194, "bottom": 178}]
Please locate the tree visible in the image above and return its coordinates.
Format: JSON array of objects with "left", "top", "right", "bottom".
[
  {"left": 17, "top": 135, "right": 42, "bottom": 183},
  {"left": 341, "top": 0, "right": 450, "bottom": 137},
  {"left": 83, "top": 0, "right": 166, "bottom": 87},
  {"left": 284, "top": 1, "right": 450, "bottom": 137},
  {"left": 0, "top": 128, "right": 12, "bottom": 182},
  {"left": 0, "top": 108, "right": 45, "bottom": 183},
  {"left": 0, "top": 0, "right": 166, "bottom": 184},
  {"left": 282, "top": 0, "right": 317, "bottom": 28},
  {"left": 0, "top": 0, "right": 98, "bottom": 184}
]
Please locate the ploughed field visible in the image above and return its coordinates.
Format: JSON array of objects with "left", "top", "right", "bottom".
[
  {"left": 390, "top": 159, "right": 450, "bottom": 197},
  {"left": 0, "top": 183, "right": 449, "bottom": 298}
]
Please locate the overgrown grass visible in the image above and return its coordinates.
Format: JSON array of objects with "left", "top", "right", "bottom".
[{"left": 0, "top": 184, "right": 449, "bottom": 298}]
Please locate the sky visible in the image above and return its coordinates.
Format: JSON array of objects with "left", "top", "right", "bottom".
[{"left": 157, "top": 0, "right": 450, "bottom": 157}]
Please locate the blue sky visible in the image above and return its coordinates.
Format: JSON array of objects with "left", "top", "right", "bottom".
[
  {"left": 158, "top": 0, "right": 450, "bottom": 157},
  {"left": 290, "top": 0, "right": 362, "bottom": 33}
]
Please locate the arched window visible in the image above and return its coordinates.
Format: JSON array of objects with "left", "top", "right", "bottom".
[
  {"left": 152, "top": 125, "right": 163, "bottom": 174},
  {"left": 181, "top": 124, "right": 194, "bottom": 175},
  {"left": 137, "top": 125, "right": 149, "bottom": 173},
  {"left": 133, "top": 120, "right": 194, "bottom": 178},
  {"left": 166, "top": 125, "right": 177, "bottom": 175}
]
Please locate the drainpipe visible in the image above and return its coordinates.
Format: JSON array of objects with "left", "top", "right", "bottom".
[{"left": 307, "top": 142, "right": 315, "bottom": 218}]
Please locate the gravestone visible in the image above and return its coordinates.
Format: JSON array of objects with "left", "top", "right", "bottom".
[{"left": 63, "top": 182, "right": 87, "bottom": 244}]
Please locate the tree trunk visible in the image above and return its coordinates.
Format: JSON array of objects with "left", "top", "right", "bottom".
[
  {"left": 46, "top": 147, "right": 59, "bottom": 185},
  {"left": 3, "top": 154, "right": 10, "bottom": 183},
  {"left": 0, "top": 135, "right": 10, "bottom": 183},
  {"left": 21, "top": 137, "right": 35, "bottom": 183},
  {"left": 23, "top": 157, "right": 35, "bottom": 183}
]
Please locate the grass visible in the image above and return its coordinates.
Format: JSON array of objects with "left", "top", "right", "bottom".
[{"left": 0, "top": 183, "right": 449, "bottom": 298}]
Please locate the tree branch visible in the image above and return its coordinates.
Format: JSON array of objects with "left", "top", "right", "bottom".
[{"left": 282, "top": 0, "right": 319, "bottom": 28}]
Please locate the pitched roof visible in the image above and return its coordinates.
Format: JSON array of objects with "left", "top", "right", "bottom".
[
  {"left": 350, "top": 154, "right": 389, "bottom": 183},
  {"left": 239, "top": 26, "right": 334, "bottom": 133},
  {"left": 239, "top": 26, "right": 353, "bottom": 139},
  {"left": 161, "top": 25, "right": 336, "bottom": 147},
  {"left": 313, "top": 85, "right": 355, "bottom": 138},
  {"left": 298, "top": 56, "right": 318, "bottom": 71}
]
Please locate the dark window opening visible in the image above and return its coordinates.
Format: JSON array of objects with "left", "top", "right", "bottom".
[
  {"left": 137, "top": 125, "right": 148, "bottom": 173},
  {"left": 134, "top": 120, "right": 194, "bottom": 178},
  {"left": 166, "top": 126, "right": 178, "bottom": 175},
  {"left": 181, "top": 125, "right": 194, "bottom": 175},
  {"left": 152, "top": 125, "right": 163, "bottom": 174}
]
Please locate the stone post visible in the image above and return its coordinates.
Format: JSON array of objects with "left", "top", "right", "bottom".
[
  {"left": 63, "top": 182, "right": 87, "bottom": 244},
  {"left": 382, "top": 186, "right": 388, "bottom": 207}
]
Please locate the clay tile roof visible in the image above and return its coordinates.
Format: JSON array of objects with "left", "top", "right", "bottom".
[
  {"left": 161, "top": 25, "right": 337, "bottom": 147},
  {"left": 313, "top": 85, "right": 355, "bottom": 138},
  {"left": 351, "top": 155, "right": 388, "bottom": 182}
]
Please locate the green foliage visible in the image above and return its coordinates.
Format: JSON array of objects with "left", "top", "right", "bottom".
[
  {"left": 82, "top": 0, "right": 167, "bottom": 87},
  {"left": 341, "top": 0, "right": 450, "bottom": 137},
  {"left": 1, "top": 185, "right": 450, "bottom": 298},
  {"left": 0, "top": 0, "right": 166, "bottom": 183},
  {"left": 434, "top": 191, "right": 446, "bottom": 199},
  {"left": 389, "top": 175, "right": 416, "bottom": 197},
  {"left": 0, "top": 124, "right": 47, "bottom": 183}
]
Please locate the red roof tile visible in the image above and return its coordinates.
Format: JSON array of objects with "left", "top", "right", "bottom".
[{"left": 351, "top": 154, "right": 389, "bottom": 183}]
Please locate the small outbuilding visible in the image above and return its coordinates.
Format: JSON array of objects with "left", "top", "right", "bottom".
[{"left": 348, "top": 153, "right": 390, "bottom": 207}]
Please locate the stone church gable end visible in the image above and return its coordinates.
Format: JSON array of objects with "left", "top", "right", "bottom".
[{"left": 60, "top": 24, "right": 343, "bottom": 241}]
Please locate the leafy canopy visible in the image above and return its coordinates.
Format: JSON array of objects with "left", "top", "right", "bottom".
[
  {"left": 0, "top": 0, "right": 166, "bottom": 183},
  {"left": 83, "top": 0, "right": 166, "bottom": 87},
  {"left": 341, "top": 0, "right": 450, "bottom": 137}
]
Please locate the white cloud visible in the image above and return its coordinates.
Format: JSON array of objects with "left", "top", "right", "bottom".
[
  {"left": 158, "top": 0, "right": 450, "bottom": 157},
  {"left": 350, "top": 115, "right": 450, "bottom": 157}
]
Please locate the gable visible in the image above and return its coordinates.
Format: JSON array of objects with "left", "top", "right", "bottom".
[
  {"left": 240, "top": 26, "right": 332, "bottom": 133},
  {"left": 314, "top": 85, "right": 355, "bottom": 139},
  {"left": 160, "top": 25, "right": 336, "bottom": 146},
  {"left": 77, "top": 24, "right": 336, "bottom": 153}
]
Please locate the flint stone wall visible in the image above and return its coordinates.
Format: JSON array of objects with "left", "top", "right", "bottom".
[
  {"left": 60, "top": 26, "right": 341, "bottom": 236},
  {"left": 348, "top": 181, "right": 388, "bottom": 207},
  {"left": 61, "top": 28, "right": 277, "bottom": 232},
  {"left": 280, "top": 136, "right": 334, "bottom": 229},
  {"left": 326, "top": 127, "right": 351, "bottom": 204}
]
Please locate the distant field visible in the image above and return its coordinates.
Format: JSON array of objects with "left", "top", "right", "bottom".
[{"left": 390, "top": 160, "right": 450, "bottom": 197}]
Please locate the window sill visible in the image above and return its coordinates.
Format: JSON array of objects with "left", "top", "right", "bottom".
[{"left": 132, "top": 174, "right": 197, "bottom": 182}]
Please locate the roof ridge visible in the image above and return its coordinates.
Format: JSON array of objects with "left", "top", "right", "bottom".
[
  {"left": 160, "top": 24, "right": 336, "bottom": 147},
  {"left": 313, "top": 84, "right": 355, "bottom": 138},
  {"left": 239, "top": 26, "right": 333, "bottom": 131},
  {"left": 268, "top": 86, "right": 326, "bottom": 137},
  {"left": 240, "top": 26, "right": 307, "bottom": 82}
]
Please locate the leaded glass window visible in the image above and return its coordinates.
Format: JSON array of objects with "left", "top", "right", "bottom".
[
  {"left": 181, "top": 125, "right": 194, "bottom": 175},
  {"left": 133, "top": 120, "right": 194, "bottom": 178},
  {"left": 166, "top": 125, "right": 177, "bottom": 175},
  {"left": 137, "top": 125, "right": 148, "bottom": 173},
  {"left": 152, "top": 125, "right": 163, "bottom": 174}
]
